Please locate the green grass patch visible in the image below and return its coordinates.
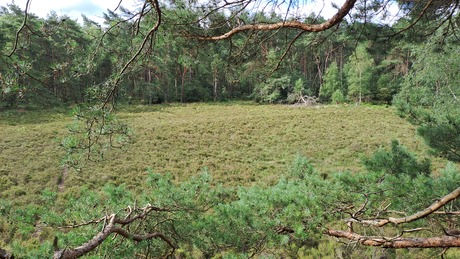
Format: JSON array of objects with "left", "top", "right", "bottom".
[{"left": 0, "top": 102, "right": 437, "bottom": 206}]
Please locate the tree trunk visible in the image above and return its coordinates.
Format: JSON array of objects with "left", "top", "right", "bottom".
[
  {"left": 181, "top": 67, "right": 187, "bottom": 103},
  {"left": 175, "top": 77, "right": 178, "bottom": 101},
  {"left": 213, "top": 68, "right": 218, "bottom": 101}
]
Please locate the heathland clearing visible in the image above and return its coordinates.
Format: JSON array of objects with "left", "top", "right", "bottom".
[{"left": 0, "top": 103, "right": 431, "bottom": 205}]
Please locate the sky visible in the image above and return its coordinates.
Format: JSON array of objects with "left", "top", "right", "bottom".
[
  {"left": 0, "top": 0, "right": 137, "bottom": 24},
  {"left": 0, "top": 0, "right": 345, "bottom": 23},
  {"left": 0, "top": 0, "right": 399, "bottom": 25}
]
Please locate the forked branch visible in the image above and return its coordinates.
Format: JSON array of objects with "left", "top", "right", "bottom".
[{"left": 53, "top": 205, "right": 176, "bottom": 259}]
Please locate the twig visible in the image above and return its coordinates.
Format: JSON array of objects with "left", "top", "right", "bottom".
[
  {"left": 271, "top": 30, "right": 306, "bottom": 73},
  {"left": 102, "top": 0, "right": 162, "bottom": 110},
  {"left": 58, "top": 217, "right": 105, "bottom": 229},
  {"left": 8, "top": 0, "right": 31, "bottom": 57}
]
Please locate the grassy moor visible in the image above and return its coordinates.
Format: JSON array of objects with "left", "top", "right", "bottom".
[{"left": 1, "top": 103, "right": 430, "bottom": 204}]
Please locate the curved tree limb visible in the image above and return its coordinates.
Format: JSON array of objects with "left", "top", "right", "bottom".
[
  {"left": 53, "top": 214, "right": 118, "bottom": 259},
  {"left": 53, "top": 208, "right": 176, "bottom": 259},
  {"left": 195, "top": 0, "right": 358, "bottom": 40},
  {"left": 392, "top": 0, "right": 435, "bottom": 36}
]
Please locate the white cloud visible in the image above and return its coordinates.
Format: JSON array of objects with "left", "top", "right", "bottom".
[
  {"left": 0, "top": 0, "right": 346, "bottom": 21},
  {"left": 266, "top": 0, "right": 401, "bottom": 25},
  {"left": 0, "top": 0, "right": 137, "bottom": 24},
  {"left": 244, "top": 0, "right": 343, "bottom": 20},
  {"left": 285, "top": 0, "right": 342, "bottom": 19}
]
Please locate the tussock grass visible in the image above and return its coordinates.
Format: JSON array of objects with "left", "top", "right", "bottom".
[{"left": 0, "top": 102, "right": 434, "bottom": 205}]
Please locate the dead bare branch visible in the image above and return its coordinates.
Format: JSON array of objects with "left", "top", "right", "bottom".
[
  {"left": 399, "top": 228, "right": 432, "bottom": 235},
  {"left": 326, "top": 230, "right": 460, "bottom": 248},
  {"left": 114, "top": 204, "right": 170, "bottom": 225},
  {"left": 325, "top": 229, "right": 460, "bottom": 248},
  {"left": 434, "top": 211, "right": 460, "bottom": 215},
  {"left": 349, "top": 187, "right": 460, "bottom": 227},
  {"left": 326, "top": 187, "right": 460, "bottom": 249},
  {"left": 58, "top": 217, "right": 105, "bottom": 229},
  {"left": 272, "top": 30, "right": 306, "bottom": 73},
  {"left": 114, "top": 0, "right": 123, "bottom": 12}
]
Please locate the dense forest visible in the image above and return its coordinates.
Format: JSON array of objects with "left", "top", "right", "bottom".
[
  {"left": 0, "top": 1, "right": 437, "bottom": 107},
  {"left": 1, "top": 0, "right": 460, "bottom": 258}
]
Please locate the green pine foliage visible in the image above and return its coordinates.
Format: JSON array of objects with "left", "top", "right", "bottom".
[
  {"left": 320, "top": 61, "right": 342, "bottom": 103},
  {"left": 253, "top": 76, "right": 291, "bottom": 103},
  {"left": 346, "top": 43, "right": 375, "bottom": 103},
  {"left": 417, "top": 116, "right": 460, "bottom": 162},
  {"left": 2, "top": 153, "right": 458, "bottom": 258},
  {"left": 394, "top": 30, "right": 460, "bottom": 162},
  {"left": 331, "top": 89, "right": 346, "bottom": 104},
  {"left": 363, "top": 140, "right": 431, "bottom": 178}
]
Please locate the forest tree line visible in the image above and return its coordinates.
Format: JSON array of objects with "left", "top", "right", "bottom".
[{"left": 0, "top": 2, "right": 438, "bottom": 108}]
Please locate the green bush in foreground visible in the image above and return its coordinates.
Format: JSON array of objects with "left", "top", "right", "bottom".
[
  {"left": 363, "top": 139, "right": 431, "bottom": 178},
  {"left": 2, "top": 149, "right": 458, "bottom": 258}
]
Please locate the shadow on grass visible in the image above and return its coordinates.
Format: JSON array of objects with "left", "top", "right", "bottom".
[
  {"left": 0, "top": 107, "right": 70, "bottom": 125},
  {"left": 0, "top": 102, "right": 260, "bottom": 125},
  {"left": 116, "top": 101, "right": 259, "bottom": 114},
  {"left": 115, "top": 104, "right": 176, "bottom": 114}
]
